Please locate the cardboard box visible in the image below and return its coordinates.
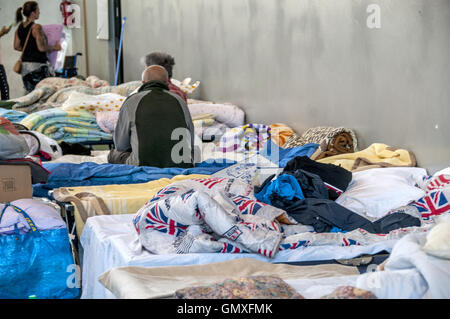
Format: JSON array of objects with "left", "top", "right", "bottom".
[{"left": 0, "top": 165, "right": 33, "bottom": 203}]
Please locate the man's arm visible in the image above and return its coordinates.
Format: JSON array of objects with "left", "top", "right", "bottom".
[
  {"left": 114, "top": 106, "right": 132, "bottom": 152},
  {"left": 32, "top": 24, "right": 61, "bottom": 53}
]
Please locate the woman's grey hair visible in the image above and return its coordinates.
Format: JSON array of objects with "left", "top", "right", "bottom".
[{"left": 141, "top": 52, "right": 175, "bottom": 78}]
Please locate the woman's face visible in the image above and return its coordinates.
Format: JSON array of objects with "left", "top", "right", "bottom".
[{"left": 31, "top": 6, "right": 40, "bottom": 20}]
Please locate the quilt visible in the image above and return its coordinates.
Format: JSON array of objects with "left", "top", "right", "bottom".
[{"left": 20, "top": 108, "right": 112, "bottom": 143}]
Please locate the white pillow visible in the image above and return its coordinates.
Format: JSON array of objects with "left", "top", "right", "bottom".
[
  {"left": 336, "top": 167, "right": 427, "bottom": 219},
  {"left": 422, "top": 214, "right": 450, "bottom": 259}
]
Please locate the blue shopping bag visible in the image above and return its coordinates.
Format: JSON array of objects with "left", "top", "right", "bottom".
[{"left": 0, "top": 204, "right": 80, "bottom": 299}]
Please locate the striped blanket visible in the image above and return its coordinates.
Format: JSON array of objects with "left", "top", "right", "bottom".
[
  {"left": 20, "top": 108, "right": 112, "bottom": 143},
  {"left": 53, "top": 174, "right": 211, "bottom": 238}
]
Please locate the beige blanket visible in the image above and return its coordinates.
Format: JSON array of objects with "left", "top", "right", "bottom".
[
  {"left": 317, "top": 143, "right": 417, "bottom": 172},
  {"left": 53, "top": 174, "right": 209, "bottom": 238}
]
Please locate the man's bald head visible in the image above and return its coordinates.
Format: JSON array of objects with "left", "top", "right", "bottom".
[{"left": 141, "top": 65, "right": 169, "bottom": 84}]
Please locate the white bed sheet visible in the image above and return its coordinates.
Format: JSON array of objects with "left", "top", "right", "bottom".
[
  {"left": 80, "top": 214, "right": 397, "bottom": 299},
  {"left": 287, "top": 232, "right": 450, "bottom": 299}
]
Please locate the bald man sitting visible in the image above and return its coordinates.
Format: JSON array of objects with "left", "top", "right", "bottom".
[{"left": 108, "top": 65, "right": 195, "bottom": 168}]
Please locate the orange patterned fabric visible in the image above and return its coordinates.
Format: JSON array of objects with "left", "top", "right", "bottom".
[{"left": 269, "top": 123, "right": 295, "bottom": 147}]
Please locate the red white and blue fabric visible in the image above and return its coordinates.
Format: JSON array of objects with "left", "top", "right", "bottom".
[
  {"left": 134, "top": 179, "right": 285, "bottom": 258},
  {"left": 412, "top": 189, "right": 450, "bottom": 221},
  {"left": 218, "top": 242, "right": 246, "bottom": 254},
  {"left": 144, "top": 202, "right": 188, "bottom": 236},
  {"left": 190, "top": 177, "right": 226, "bottom": 190},
  {"left": 231, "top": 195, "right": 266, "bottom": 215},
  {"left": 424, "top": 175, "right": 450, "bottom": 192},
  {"left": 149, "top": 186, "right": 179, "bottom": 203},
  {"left": 410, "top": 174, "right": 450, "bottom": 222},
  {"left": 279, "top": 240, "right": 310, "bottom": 250}
]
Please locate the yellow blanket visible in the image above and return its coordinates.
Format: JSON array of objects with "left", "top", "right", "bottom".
[
  {"left": 317, "top": 143, "right": 417, "bottom": 172},
  {"left": 53, "top": 174, "right": 210, "bottom": 238}
]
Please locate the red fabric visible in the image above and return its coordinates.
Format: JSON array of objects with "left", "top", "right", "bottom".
[
  {"left": 0, "top": 117, "right": 20, "bottom": 135},
  {"left": 168, "top": 79, "right": 187, "bottom": 102}
]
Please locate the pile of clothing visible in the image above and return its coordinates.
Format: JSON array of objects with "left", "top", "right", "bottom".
[{"left": 255, "top": 156, "right": 421, "bottom": 234}]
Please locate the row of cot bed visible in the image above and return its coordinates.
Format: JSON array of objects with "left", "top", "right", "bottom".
[{"left": 0, "top": 75, "right": 449, "bottom": 300}]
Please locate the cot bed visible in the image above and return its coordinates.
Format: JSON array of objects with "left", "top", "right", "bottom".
[
  {"left": 95, "top": 229, "right": 450, "bottom": 299},
  {"left": 80, "top": 214, "right": 398, "bottom": 299},
  {"left": 77, "top": 163, "right": 450, "bottom": 299}
]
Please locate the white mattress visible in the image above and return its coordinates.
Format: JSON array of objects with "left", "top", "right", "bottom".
[{"left": 80, "top": 214, "right": 397, "bottom": 299}]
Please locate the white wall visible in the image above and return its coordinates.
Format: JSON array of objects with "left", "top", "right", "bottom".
[
  {"left": 121, "top": 0, "right": 450, "bottom": 174},
  {"left": 70, "top": 0, "right": 113, "bottom": 84}
]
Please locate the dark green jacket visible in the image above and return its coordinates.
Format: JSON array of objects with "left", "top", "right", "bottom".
[{"left": 114, "top": 81, "right": 195, "bottom": 168}]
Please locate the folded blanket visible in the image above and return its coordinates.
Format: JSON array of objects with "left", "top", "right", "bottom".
[
  {"left": 0, "top": 108, "right": 27, "bottom": 123},
  {"left": 20, "top": 108, "right": 112, "bottom": 143},
  {"left": 315, "top": 131, "right": 356, "bottom": 160},
  {"left": 188, "top": 103, "right": 245, "bottom": 128},
  {"left": 284, "top": 127, "right": 358, "bottom": 160},
  {"left": 53, "top": 174, "right": 210, "bottom": 238},
  {"left": 317, "top": 143, "right": 417, "bottom": 172},
  {"left": 192, "top": 113, "right": 215, "bottom": 128}
]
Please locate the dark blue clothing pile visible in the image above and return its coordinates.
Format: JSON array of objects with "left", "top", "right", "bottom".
[{"left": 255, "top": 156, "right": 421, "bottom": 234}]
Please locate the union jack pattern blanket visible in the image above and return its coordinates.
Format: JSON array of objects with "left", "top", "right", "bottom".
[
  {"left": 133, "top": 177, "right": 289, "bottom": 258},
  {"left": 133, "top": 174, "right": 450, "bottom": 258}
]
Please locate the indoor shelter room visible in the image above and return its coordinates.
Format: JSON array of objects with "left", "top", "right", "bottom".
[{"left": 0, "top": 0, "right": 449, "bottom": 303}]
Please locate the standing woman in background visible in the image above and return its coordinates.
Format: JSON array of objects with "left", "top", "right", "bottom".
[
  {"left": 0, "top": 24, "right": 12, "bottom": 100},
  {"left": 13, "top": 1, "right": 61, "bottom": 92}
]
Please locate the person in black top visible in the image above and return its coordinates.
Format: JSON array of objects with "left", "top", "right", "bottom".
[
  {"left": 0, "top": 24, "right": 12, "bottom": 100},
  {"left": 13, "top": 1, "right": 61, "bottom": 92}
]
